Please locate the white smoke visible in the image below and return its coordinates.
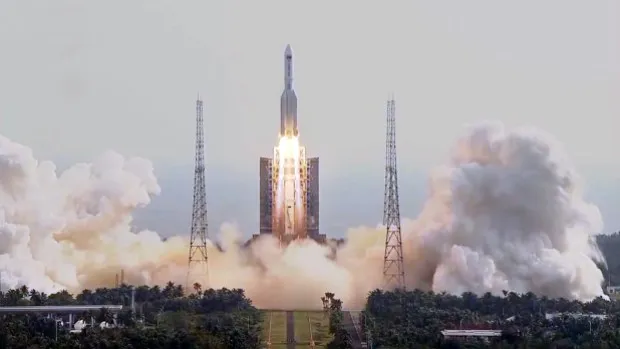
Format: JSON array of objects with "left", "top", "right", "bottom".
[
  {"left": 404, "top": 122, "right": 606, "bottom": 300},
  {"left": 0, "top": 121, "right": 607, "bottom": 308}
]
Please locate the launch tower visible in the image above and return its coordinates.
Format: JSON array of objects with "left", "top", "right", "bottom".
[
  {"left": 258, "top": 45, "right": 323, "bottom": 245},
  {"left": 187, "top": 97, "right": 209, "bottom": 291},
  {"left": 382, "top": 98, "right": 405, "bottom": 290}
]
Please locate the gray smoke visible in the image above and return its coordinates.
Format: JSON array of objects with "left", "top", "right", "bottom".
[{"left": 403, "top": 122, "right": 606, "bottom": 300}]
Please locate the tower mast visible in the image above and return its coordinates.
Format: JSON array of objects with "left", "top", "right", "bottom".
[
  {"left": 382, "top": 97, "right": 405, "bottom": 290},
  {"left": 187, "top": 97, "right": 209, "bottom": 292}
]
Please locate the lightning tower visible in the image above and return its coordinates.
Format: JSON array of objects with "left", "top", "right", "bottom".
[
  {"left": 382, "top": 98, "right": 405, "bottom": 290},
  {"left": 187, "top": 97, "right": 209, "bottom": 291}
]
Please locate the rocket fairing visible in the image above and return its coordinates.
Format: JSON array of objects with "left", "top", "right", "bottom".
[{"left": 280, "top": 44, "right": 298, "bottom": 137}]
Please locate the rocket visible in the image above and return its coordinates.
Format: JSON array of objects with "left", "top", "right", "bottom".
[
  {"left": 280, "top": 44, "right": 298, "bottom": 137},
  {"left": 258, "top": 44, "right": 320, "bottom": 244}
]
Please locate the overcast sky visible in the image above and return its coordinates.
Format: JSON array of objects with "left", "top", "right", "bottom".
[{"left": 0, "top": 1, "right": 619, "bottom": 238}]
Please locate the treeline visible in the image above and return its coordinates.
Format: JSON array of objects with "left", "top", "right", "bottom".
[
  {"left": 0, "top": 282, "right": 262, "bottom": 349},
  {"left": 322, "top": 292, "right": 352, "bottom": 349},
  {"left": 363, "top": 289, "right": 620, "bottom": 348},
  {"left": 597, "top": 232, "right": 620, "bottom": 285}
]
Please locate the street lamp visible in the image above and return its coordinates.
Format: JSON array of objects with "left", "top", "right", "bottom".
[
  {"left": 55, "top": 319, "right": 63, "bottom": 341},
  {"left": 267, "top": 312, "right": 273, "bottom": 348}
]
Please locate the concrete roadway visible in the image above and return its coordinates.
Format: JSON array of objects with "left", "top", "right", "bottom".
[
  {"left": 280, "top": 310, "right": 364, "bottom": 349},
  {"left": 286, "top": 311, "right": 295, "bottom": 349},
  {"left": 343, "top": 311, "right": 364, "bottom": 349}
]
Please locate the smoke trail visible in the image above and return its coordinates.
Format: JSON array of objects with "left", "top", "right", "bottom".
[{"left": 0, "top": 121, "right": 606, "bottom": 309}]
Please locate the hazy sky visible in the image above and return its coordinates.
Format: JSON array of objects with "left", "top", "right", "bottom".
[{"left": 0, "top": 1, "right": 619, "bottom": 238}]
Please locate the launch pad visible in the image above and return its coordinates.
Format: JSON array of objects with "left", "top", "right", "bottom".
[{"left": 256, "top": 45, "right": 325, "bottom": 245}]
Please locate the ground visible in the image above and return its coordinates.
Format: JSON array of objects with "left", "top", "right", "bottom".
[
  {"left": 261, "top": 310, "right": 334, "bottom": 348},
  {"left": 306, "top": 311, "right": 333, "bottom": 348},
  {"left": 263, "top": 311, "right": 287, "bottom": 349}
]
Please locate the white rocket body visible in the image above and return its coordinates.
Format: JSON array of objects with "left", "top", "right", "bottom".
[
  {"left": 280, "top": 45, "right": 298, "bottom": 137},
  {"left": 273, "top": 45, "right": 306, "bottom": 240}
]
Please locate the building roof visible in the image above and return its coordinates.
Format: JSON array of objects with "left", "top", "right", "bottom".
[
  {"left": 0, "top": 305, "right": 123, "bottom": 314},
  {"left": 545, "top": 313, "right": 607, "bottom": 320},
  {"left": 441, "top": 330, "right": 502, "bottom": 337}
]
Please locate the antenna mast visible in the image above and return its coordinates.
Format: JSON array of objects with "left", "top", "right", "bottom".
[
  {"left": 187, "top": 97, "right": 209, "bottom": 292},
  {"left": 382, "top": 98, "right": 405, "bottom": 290}
]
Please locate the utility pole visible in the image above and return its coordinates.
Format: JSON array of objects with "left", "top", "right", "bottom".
[
  {"left": 186, "top": 96, "right": 210, "bottom": 292},
  {"left": 382, "top": 97, "right": 405, "bottom": 290}
]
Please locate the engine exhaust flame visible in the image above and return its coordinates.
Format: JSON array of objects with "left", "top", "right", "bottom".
[{"left": 273, "top": 135, "right": 306, "bottom": 240}]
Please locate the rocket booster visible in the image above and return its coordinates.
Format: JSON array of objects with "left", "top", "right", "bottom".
[{"left": 280, "top": 44, "right": 298, "bottom": 137}]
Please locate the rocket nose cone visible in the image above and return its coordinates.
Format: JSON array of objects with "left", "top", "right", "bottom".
[{"left": 285, "top": 44, "right": 292, "bottom": 56}]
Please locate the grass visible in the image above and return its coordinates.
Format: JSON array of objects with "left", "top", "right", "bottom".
[
  {"left": 262, "top": 311, "right": 287, "bottom": 346},
  {"left": 293, "top": 311, "right": 310, "bottom": 344},
  {"left": 261, "top": 310, "right": 334, "bottom": 348},
  {"left": 308, "top": 311, "right": 333, "bottom": 348},
  {"left": 293, "top": 312, "right": 311, "bottom": 344}
]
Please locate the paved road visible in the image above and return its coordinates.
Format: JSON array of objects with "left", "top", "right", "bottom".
[
  {"left": 343, "top": 311, "right": 363, "bottom": 349},
  {"left": 286, "top": 311, "right": 295, "bottom": 349}
]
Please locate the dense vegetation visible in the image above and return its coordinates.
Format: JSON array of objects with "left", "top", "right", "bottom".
[
  {"left": 0, "top": 282, "right": 262, "bottom": 349},
  {"left": 349, "top": 233, "right": 620, "bottom": 348},
  {"left": 322, "top": 292, "right": 353, "bottom": 349},
  {"left": 363, "top": 289, "right": 620, "bottom": 348}
]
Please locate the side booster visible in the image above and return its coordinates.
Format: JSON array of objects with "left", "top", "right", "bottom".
[{"left": 280, "top": 44, "right": 298, "bottom": 137}]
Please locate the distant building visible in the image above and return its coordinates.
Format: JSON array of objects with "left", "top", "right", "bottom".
[
  {"left": 544, "top": 313, "right": 607, "bottom": 320},
  {"left": 441, "top": 330, "right": 502, "bottom": 338},
  {"left": 505, "top": 313, "right": 608, "bottom": 321},
  {"left": 0, "top": 305, "right": 124, "bottom": 333},
  {"left": 441, "top": 329, "right": 503, "bottom": 344},
  {"left": 606, "top": 285, "right": 620, "bottom": 295},
  {"left": 0, "top": 305, "right": 123, "bottom": 314}
]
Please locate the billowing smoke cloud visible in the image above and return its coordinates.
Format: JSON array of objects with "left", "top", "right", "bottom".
[
  {"left": 403, "top": 122, "right": 606, "bottom": 301},
  {"left": 0, "top": 121, "right": 606, "bottom": 309}
]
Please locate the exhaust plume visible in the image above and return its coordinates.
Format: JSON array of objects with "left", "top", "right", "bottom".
[
  {"left": 404, "top": 122, "right": 606, "bottom": 301},
  {"left": 0, "top": 121, "right": 606, "bottom": 309}
]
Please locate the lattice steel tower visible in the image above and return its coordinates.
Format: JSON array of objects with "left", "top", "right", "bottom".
[
  {"left": 383, "top": 98, "right": 405, "bottom": 290},
  {"left": 187, "top": 97, "right": 209, "bottom": 291}
]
